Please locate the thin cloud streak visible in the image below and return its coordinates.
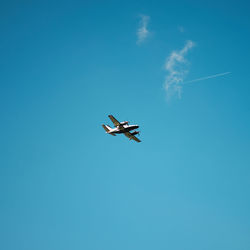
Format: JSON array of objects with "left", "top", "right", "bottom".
[
  {"left": 183, "top": 72, "right": 231, "bottom": 85},
  {"left": 137, "top": 15, "right": 150, "bottom": 44},
  {"left": 164, "top": 40, "right": 195, "bottom": 99}
]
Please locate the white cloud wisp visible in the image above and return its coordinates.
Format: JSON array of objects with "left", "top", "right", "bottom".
[
  {"left": 137, "top": 15, "right": 150, "bottom": 44},
  {"left": 164, "top": 40, "right": 195, "bottom": 98}
]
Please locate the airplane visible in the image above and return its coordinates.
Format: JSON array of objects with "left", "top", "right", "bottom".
[{"left": 102, "top": 115, "right": 141, "bottom": 143}]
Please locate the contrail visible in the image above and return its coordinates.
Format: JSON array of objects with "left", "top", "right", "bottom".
[{"left": 183, "top": 72, "right": 231, "bottom": 85}]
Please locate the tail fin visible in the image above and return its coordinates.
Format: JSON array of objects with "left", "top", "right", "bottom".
[
  {"left": 102, "top": 124, "right": 116, "bottom": 136},
  {"left": 102, "top": 124, "right": 111, "bottom": 133}
]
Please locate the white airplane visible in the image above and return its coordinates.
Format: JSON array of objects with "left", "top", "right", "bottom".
[{"left": 102, "top": 115, "right": 141, "bottom": 143}]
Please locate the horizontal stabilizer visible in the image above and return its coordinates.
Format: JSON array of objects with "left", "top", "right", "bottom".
[
  {"left": 102, "top": 124, "right": 110, "bottom": 133},
  {"left": 102, "top": 124, "right": 116, "bottom": 136}
]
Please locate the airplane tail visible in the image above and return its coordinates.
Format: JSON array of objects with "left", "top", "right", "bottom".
[
  {"left": 102, "top": 124, "right": 111, "bottom": 133},
  {"left": 102, "top": 124, "right": 116, "bottom": 136}
]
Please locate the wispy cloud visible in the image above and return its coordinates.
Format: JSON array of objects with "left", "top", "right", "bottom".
[
  {"left": 178, "top": 26, "right": 185, "bottom": 33},
  {"left": 164, "top": 40, "right": 195, "bottom": 99},
  {"left": 137, "top": 15, "right": 150, "bottom": 44}
]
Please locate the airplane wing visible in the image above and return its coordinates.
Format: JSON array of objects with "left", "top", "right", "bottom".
[
  {"left": 108, "top": 115, "right": 121, "bottom": 127},
  {"left": 124, "top": 132, "right": 141, "bottom": 143}
]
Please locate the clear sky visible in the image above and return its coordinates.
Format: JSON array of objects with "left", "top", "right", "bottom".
[{"left": 1, "top": 1, "right": 250, "bottom": 249}]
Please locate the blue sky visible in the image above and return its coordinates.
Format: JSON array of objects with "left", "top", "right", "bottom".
[{"left": 1, "top": 1, "right": 250, "bottom": 249}]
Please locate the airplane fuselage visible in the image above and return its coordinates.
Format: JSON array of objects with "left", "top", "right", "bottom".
[{"left": 109, "top": 125, "right": 139, "bottom": 134}]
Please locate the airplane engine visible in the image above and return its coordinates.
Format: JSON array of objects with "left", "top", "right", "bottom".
[
  {"left": 120, "top": 121, "right": 129, "bottom": 125},
  {"left": 131, "top": 131, "right": 139, "bottom": 136}
]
